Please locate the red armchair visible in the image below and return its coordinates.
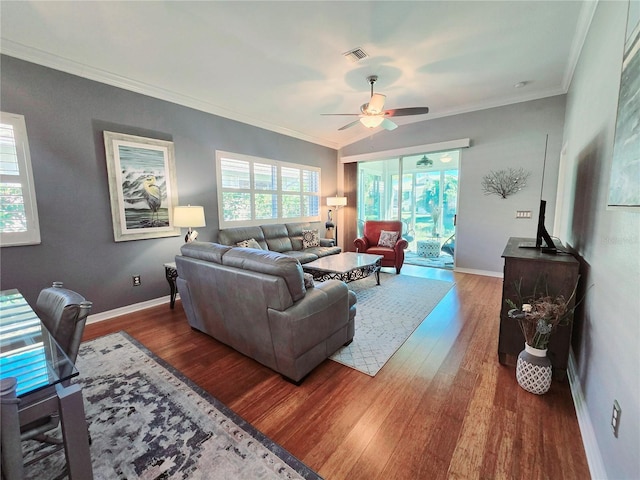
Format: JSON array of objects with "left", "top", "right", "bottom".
[{"left": 353, "top": 220, "right": 408, "bottom": 274}]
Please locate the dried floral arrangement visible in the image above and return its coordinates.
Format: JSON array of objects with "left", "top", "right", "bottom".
[
  {"left": 481, "top": 167, "right": 531, "bottom": 199},
  {"left": 506, "top": 276, "right": 583, "bottom": 350}
]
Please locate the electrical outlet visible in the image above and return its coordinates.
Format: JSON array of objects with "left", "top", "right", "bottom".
[
  {"left": 132, "top": 275, "right": 141, "bottom": 287},
  {"left": 611, "top": 400, "right": 621, "bottom": 437},
  {"left": 516, "top": 210, "right": 532, "bottom": 218}
]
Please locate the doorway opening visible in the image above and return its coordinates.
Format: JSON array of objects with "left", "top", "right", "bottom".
[{"left": 357, "top": 150, "right": 459, "bottom": 270}]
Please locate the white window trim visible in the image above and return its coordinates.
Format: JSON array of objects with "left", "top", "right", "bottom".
[
  {"left": 215, "top": 150, "right": 321, "bottom": 229},
  {"left": 0, "top": 112, "right": 41, "bottom": 247}
]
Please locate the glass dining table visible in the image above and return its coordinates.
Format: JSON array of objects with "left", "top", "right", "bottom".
[{"left": 0, "top": 289, "right": 93, "bottom": 479}]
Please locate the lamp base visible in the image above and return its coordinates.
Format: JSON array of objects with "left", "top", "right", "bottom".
[{"left": 185, "top": 229, "right": 198, "bottom": 243}]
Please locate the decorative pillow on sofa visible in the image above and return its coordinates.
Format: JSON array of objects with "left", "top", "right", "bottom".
[
  {"left": 303, "top": 272, "right": 315, "bottom": 289},
  {"left": 378, "top": 230, "right": 399, "bottom": 248},
  {"left": 302, "top": 229, "right": 320, "bottom": 248},
  {"left": 236, "top": 238, "right": 262, "bottom": 249}
]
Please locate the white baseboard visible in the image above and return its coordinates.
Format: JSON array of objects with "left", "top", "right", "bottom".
[
  {"left": 453, "top": 267, "right": 503, "bottom": 278},
  {"left": 86, "top": 295, "right": 176, "bottom": 324},
  {"left": 568, "top": 350, "right": 607, "bottom": 479}
]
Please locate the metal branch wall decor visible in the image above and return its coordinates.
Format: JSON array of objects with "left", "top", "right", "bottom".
[{"left": 481, "top": 167, "right": 531, "bottom": 199}]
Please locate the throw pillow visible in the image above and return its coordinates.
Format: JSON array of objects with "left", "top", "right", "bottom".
[
  {"left": 378, "top": 230, "right": 399, "bottom": 248},
  {"left": 302, "top": 229, "right": 320, "bottom": 248},
  {"left": 303, "top": 272, "right": 315, "bottom": 289},
  {"left": 236, "top": 238, "right": 262, "bottom": 249}
]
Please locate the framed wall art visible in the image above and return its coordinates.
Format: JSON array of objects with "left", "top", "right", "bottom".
[
  {"left": 104, "top": 131, "right": 180, "bottom": 241},
  {"left": 607, "top": 7, "right": 640, "bottom": 209}
]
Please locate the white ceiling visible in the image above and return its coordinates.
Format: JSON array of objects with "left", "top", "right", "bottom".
[{"left": 0, "top": 1, "right": 595, "bottom": 150}]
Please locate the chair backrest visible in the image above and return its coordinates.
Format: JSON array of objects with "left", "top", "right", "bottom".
[
  {"left": 35, "top": 282, "right": 92, "bottom": 364},
  {"left": 363, "top": 220, "right": 403, "bottom": 245}
]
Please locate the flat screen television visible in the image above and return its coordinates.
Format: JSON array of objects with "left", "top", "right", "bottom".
[{"left": 519, "top": 199, "right": 557, "bottom": 254}]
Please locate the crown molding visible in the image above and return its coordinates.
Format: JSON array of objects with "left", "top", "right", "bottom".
[
  {"left": 1, "top": 36, "right": 575, "bottom": 152},
  {"left": 562, "top": 0, "right": 599, "bottom": 91},
  {"left": 0, "top": 40, "right": 340, "bottom": 150}
]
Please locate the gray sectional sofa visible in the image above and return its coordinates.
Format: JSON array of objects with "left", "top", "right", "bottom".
[
  {"left": 175, "top": 242, "right": 356, "bottom": 383},
  {"left": 217, "top": 222, "right": 341, "bottom": 264}
]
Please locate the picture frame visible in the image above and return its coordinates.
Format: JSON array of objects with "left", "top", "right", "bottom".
[
  {"left": 104, "top": 131, "right": 180, "bottom": 241},
  {"left": 607, "top": 9, "right": 640, "bottom": 209}
]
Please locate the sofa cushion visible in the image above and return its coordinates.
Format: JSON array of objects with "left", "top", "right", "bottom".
[
  {"left": 302, "top": 229, "right": 320, "bottom": 248},
  {"left": 221, "top": 247, "right": 306, "bottom": 302},
  {"left": 218, "top": 226, "right": 267, "bottom": 250},
  {"left": 236, "top": 238, "right": 262, "bottom": 249},
  {"left": 281, "top": 250, "right": 319, "bottom": 264},
  {"left": 303, "top": 246, "right": 341, "bottom": 258},
  {"left": 262, "top": 224, "right": 293, "bottom": 252},
  {"left": 180, "top": 242, "right": 232, "bottom": 264},
  {"left": 286, "top": 222, "right": 311, "bottom": 250}
]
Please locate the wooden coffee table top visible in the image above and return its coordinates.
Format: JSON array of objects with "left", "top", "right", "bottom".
[{"left": 303, "top": 252, "right": 383, "bottom": 274}]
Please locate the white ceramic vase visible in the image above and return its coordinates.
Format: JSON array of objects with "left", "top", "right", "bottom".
[{"left": 516, "top": 343, "right": 552, "bottom": 395}]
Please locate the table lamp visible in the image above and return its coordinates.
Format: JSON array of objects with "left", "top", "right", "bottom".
[{"left": 173, "top": 205, "right": 205, "bottom": 243}]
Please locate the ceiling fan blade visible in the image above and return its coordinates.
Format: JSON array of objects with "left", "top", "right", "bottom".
[
  {"left": 366, "top": 93, "right": 386, "bottom": 114},
  {"left": 381, "top": 118, "right": 398, "bottom": 131},
  {"left": 384, "top": 107, "right": 430, "bottom": 117},
  {"left": 338, "top": 119, "right": 362, "bottom": 131}
]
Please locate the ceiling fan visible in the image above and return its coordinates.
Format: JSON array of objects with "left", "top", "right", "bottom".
[{"left": 323, "top": 75, "right": 430, "bottom": 131}]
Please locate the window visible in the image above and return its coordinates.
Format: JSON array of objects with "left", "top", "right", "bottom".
[
  {"left": 216, "top": 151, "right": 320, "bottom": 228},
  {"left": 0, "top": 112, "right": 40, "bottom": 246}
]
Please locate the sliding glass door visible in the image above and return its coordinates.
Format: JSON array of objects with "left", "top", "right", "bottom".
[{"left": 357, "top": 150, "right": 459, "bottom": 269}]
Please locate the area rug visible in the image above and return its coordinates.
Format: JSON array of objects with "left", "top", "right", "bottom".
[
  {"left": 22, "top": 332, "right": 322, "bottom": 480},
  {"left": 330, "top": 273, "right": 455, "bottom": 376}
]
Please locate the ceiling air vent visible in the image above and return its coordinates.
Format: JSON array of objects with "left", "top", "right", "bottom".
[{"left": 343, "top": 48, "right": 368, "bottom": 63}]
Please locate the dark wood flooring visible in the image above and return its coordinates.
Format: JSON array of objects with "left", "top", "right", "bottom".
[{"left": 83, "top": 265, "right": 590, "bottom": 479}]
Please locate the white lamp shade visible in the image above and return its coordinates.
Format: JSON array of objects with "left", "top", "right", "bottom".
[
  {"left": 327, "top": 196, "right": 347, "bottom": 207},
  {"left": 360, "top": 116, "right": 385, "bottom": 128},
  {"left": 173, "top": 205, "right": 206, "bottom": 227}
]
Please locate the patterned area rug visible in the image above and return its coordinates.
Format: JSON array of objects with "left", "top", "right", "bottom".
[
  {"left": 330, "top": 273, "right": 455, "bottom": 376},
  {"left": 22, "top": 332, "right": 321, "bottom": 480}
]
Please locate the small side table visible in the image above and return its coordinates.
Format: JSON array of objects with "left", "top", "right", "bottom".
[{"left": 164, "top": 262, "right": 178, "bottom": 309}]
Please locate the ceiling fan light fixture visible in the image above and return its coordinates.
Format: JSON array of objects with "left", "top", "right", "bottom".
[
  {"left": 326, "top": 75, "right": 429, "bottom": 131},
  {"left": 367, "top": 93, "right": 386, "bottom": 114},
  {"left": 360, "top": 116, "right": 384, "bottom": 128},
  {"left": 441, "top": 154, "right": 453, "bottom": 163},
  {"left": 417, "top": 155, "right": 433, "bottom": 168}
]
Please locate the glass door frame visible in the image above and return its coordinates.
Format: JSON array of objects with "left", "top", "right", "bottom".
[{"left": 356, "top": 150, "right": 460, "bottom": 267}]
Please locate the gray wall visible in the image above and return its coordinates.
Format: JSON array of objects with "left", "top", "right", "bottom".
[
  {"left": 0, "top": 55, "right": 338, "bottom": 314},
  {"left": 558, "top": 2, "right": 639, "bottom": 478},
  {"left": 341, "top": 96, "right": 567, "bottom": 275}
]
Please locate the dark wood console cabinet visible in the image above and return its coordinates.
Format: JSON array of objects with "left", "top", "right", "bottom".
[{"left": 499, "top": 237, "right": 580, "bottom": 380}]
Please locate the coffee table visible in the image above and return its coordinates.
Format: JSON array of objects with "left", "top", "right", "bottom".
[{"left": 302, "top": 252, "right": 384, "bottom": 285}]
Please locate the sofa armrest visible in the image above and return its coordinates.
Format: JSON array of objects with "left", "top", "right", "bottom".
[
  {"left": 319, "top": 238, "right": 335, "bottom": 247},
  {"left": 354, "top": 236, "right": 370, "bottom": 252},
  {"left": 268, "top": 280, "right": 351, "bottom": 356}
]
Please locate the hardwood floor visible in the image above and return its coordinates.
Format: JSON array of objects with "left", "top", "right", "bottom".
[{"left": 83, "top": 265, "right": 590, "bottom": 479}]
